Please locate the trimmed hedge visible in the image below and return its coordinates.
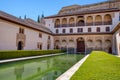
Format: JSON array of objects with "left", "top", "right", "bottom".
[{"left": 0, "top": 50, "right": 64, "bottom": 60}]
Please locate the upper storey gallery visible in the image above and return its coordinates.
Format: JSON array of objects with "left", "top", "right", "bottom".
[{"left": 44, "top": 0, "right": 120, "bottom": 34}]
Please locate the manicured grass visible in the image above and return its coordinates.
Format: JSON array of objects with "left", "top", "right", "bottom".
[
  {"left": 0, "top": 50, "right": 64, "bottom": 60},
  {"left": 71, "top": 51, "right": 120, "bottom": 80}
]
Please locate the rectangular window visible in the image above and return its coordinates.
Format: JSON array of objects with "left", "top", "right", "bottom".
[
  {"left": 97, "top": 27, "right": 100, "bottom": 32},
  {"left": 37, "top": 43, "right": 39, "bottom": 48},
  {"left": 39, "top": 33, "right": 42, "bottom": 38},
  {"left": 19, "top": 28, "right": 21, "bottom": 33},
  {"left": 62, "top": 29, "right": 66, "bottom": 33},
  {"left": 56, "top": 29, "right": 59, "bottom": 33},
  {"left": 40, "top": 44, "right": 42, "bottom": 50},
  {"left": 70, "top": 28, "right": 73, "bottom": 33},
  {"left": 37, "top": 43, "right": 42, "bottom": 50},
  {"left": 78, "top": 28, "right": 83, "bottom": 32},
  {"left": 119, "top": 16, "right": 120, "bottom": 21},
  {"left": 88, "top": 28, "right": 91, "bottom": 32},
  {"left": 106, "top": 27, "right": 110, "bottom": 32},
  {"left": 47, "top": 44, "right": 50, "bottom": 50},
  {"left": 22, "top": 29, "right": 24, "bottom": 34},
  {"left": 19, "top": 28, "right": 24, "bottom": 34},
  {"left": 48, "top": 36, "right": 50, "bottom": 39}
]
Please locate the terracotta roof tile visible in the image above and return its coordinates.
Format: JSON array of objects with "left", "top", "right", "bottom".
[{"left": 0, "top": 10, "right": 52, "bottom": 34}]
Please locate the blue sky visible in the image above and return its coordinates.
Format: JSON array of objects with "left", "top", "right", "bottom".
[{"left": 0, "top": 0, "right": 106, "bottom": 21}]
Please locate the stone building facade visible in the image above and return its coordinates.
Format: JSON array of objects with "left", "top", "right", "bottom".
[
  {"left": 0, "top": 11, "right": 54, "bottom": 50},
  {"left": 0, "top": 0, "right": 120, "bottom": 55},
  {"left": 44, "top": 0, "right": 120, "bottom": 55}
]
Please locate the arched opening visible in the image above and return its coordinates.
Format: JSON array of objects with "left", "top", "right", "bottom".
[
  {"left": 86, "top": 39, "right": 93, "bottom": 53},
  {"left": 61, "top": 40, "right": 67, "bottom": 51},
  {"left": 69, "top": 39, "right": 74, "bottom": 47},
  {"left": 62, "top": 40, "right": 67, "bottom": 45},
  {"left": 47, "top": 44, "right": 50, "bottom": 50},
  {"left": 86, "top": 16, "right": 93, "bottom": 26},
  {"left": 62, "top": 18, "right": 67, "bottom": 27},
  {"left": 104, "top": 14, "right": 112, "bottom": 25},
  {"left": 47, "top": 39, "right": 51, "bottom": 50},
  {"left": 68, "top": 39, "right": 75, "bottom": 54},
  {"left": 95, "top": 15, "right": 102, "bottom": 25},
  {"left": 69, "top": 17, "right": 75, "bottom": 27},
  {"left": 77, "top": 20, "right": 85, "bottom": 26},
  {"left": 95, "top": 40, "right": 102, "bottom": 50},
  {"left": 18, "top": 41, "right": 23, "bottom": 50},
  {"left": 105, "top": 40, "right": 112, "bottom": 53},
  {"left": 55, "top": 40, "right": 60, "bottom": 49},
  {"left": 87, "top": 40, "right": 93, "bottom": 47},
  {"left": 77, "top": 37, "right": 85, "bottom": 53},
  {"left": 55, "top": 19, "right": 60, "bottom": 27}
]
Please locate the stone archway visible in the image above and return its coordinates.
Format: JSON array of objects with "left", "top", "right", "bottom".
[
  {"left": 77, "top": 37, "right": 85, "bottom": 53},
  {"left": 105, "top": 40, "right": 112, "bottom": 53},
  {"left": 18, "top": 41, "right": 23, "bottom": 50}
]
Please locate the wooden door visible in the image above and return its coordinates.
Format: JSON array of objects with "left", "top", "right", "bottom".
[{"left": 77, "top": 38, "right": 85, "bottom": 52}]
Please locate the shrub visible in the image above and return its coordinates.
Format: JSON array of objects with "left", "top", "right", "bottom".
[{"left": 0, "top": 50, "right": 64, "bottom": 60}]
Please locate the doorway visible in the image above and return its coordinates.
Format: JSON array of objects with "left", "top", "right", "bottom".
[
  {"left": 77, "top": 37, "right": 85, "bottom": 53},
  {"left": 18, "top": 41, "right": 23, "bottom": 50}
]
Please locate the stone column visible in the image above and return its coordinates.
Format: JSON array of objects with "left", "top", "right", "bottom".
[
  {"left": 84, "top": 36, "right": 87, "bottom": 55},
  {"left": 84, "top": 16, "right": 87, "bottom": 26},
  {"left": 102, "top": 15, "right": 104, "bottom": 25},
  {"left": 60, "top": 18, "right": 62, "bottom": 28},
  {"left": 75, "top": 16, "right": 77, "bottom": 27},
  {"left": 93, "top": 15, "right": 95, "bottom": 26},
  {"left": 67, "top": 17, "right": 69, "bottom": 27}
]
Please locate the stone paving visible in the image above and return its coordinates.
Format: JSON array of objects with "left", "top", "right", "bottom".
[
  {"left": 0, "top": 53, "right": 64, "bottom": 63},
  {"left": 56, "top": 54, "right": 89, "bottom": 80}
]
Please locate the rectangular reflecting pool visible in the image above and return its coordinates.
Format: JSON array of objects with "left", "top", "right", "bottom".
[{"left": 0, "top": 54, "right": 84, "bottom": 80}]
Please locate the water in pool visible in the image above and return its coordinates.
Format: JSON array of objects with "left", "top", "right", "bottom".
[{"left": 0, "top": 54, "right": 84, "bottom": 80}]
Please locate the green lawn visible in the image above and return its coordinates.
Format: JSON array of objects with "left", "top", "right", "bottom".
[{"left": 71, "top": 51, "right": 120, "bottom": 80}]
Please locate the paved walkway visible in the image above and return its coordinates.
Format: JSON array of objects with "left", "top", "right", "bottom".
[
  {"left": 56, "top": 54, "right": 89, "bottom": 80},
  {"left": 117, "top": 56, "right": 120, "bottom": 57},
  {"left": 0, "top": 53, "right": 64, "bottom": 63}
]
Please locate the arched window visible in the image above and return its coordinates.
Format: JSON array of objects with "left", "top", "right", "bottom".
[
  {"left": 55, "top": 19, "right": 60, "bottom": 27},
  {"left": 77, "top": 20, "right": 85, "bottom": 26},
  {"left": 86, "top": 16, "right": 93, "bottom": 26},
  {"left": 104, "top": 14, "right": 112, "bottom": 25},
  {"left": 69, "top": 17, "right": 75, "bottom": 27},
  {"left": 62, "top": 18, "right": 67, "bottom": 27},
  {"left": 95, "top": 15, "right": 102, "bottom": 25}
]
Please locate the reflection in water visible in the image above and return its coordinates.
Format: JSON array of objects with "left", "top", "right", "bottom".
[
  {"left": 14, "top": 65, "right": 24, "bottom": 80},
  {"left": 0, "top": 54, "right": 84, "bottom": 80}
]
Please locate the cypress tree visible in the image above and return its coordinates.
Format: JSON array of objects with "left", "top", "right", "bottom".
[
  {"left": 24, "top": 15, "right": 27, "bottom": 19},
  {"left": 37, "top": 15, "right": 40, "bottom": 23}
]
